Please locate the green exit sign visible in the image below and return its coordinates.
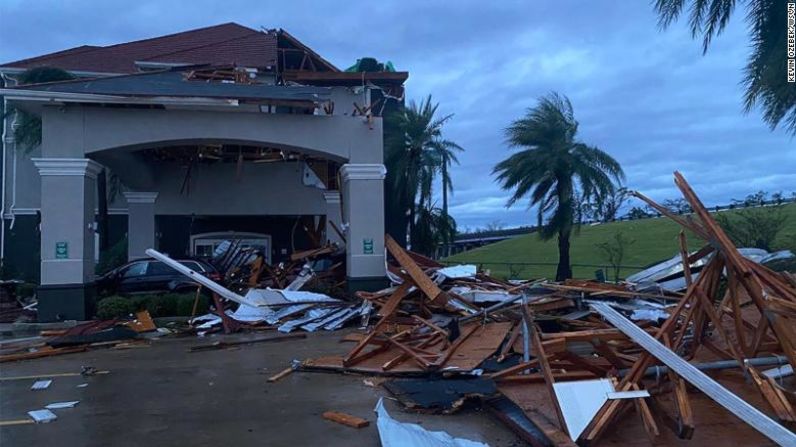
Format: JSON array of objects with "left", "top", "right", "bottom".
[
  {"left": 55, "top": 241, "right": 68, "bottom": 259},
  {"left": 363, "top": 238, "right": 374, "bottom": 255}
]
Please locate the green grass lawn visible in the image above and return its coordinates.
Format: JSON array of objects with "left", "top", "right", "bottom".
[{"left": 445, "top": 203, "right": 796, "bottom": 280}]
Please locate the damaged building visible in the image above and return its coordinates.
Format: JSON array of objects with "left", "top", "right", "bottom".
[{"left": 0, "top": 23, "right": 408, "bottom": 321}]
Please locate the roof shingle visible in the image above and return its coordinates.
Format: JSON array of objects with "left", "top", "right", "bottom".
[{"left": 0, "top": 23, "right": 277, "bottom": 74}]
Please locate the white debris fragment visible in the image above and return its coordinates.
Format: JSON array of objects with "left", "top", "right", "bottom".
[
  {"left": 28, "top": 409, "right": 57, "bottom": 423},
  {"left": 374, "top": 398, "right": 489, "bottom": 447},
  {"left": 31, "top": 380, "right": 52, "bottom": 390},
  {"left": 45, "top": 401, "right": 79, "bottom": 409},
  {"left": 630, "top": 308, "right": 670, "bottom": 322},
  {"left": 436, "top": 264, "right": 477, "bottom": 279}
]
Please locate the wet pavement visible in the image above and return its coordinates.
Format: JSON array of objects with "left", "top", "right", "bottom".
[{"left": 0, "top": 329, "right": 522, "bottom": 447}]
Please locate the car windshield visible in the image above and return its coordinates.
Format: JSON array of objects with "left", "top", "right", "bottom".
[
  {"left": 121, "top": 262, "right": 147, "bottom": 278},
  {"left": 144, "top": 261, "right": 204, "bottom": 275}
]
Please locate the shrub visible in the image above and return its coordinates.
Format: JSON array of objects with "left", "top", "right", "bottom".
[
  {"left": 96, "top": 296, "right": 134, "bottom": 320},
  {"left": 129, "top": 295, "right": 152, "bottom": 313},
  {"left": 716, "top": 205, "right": 787, "bottom": 251},
  {"left": 16, "top": 283, "right": 38, "bottom": 299},
  {"left": 176, "top": 293, "right": 209, "bottom": 316},
  {"left": 144, "top": 293, "right": 178, "bottom": 317},
  {"left": 99, "top": 293, "right": 208, "bottom": 319}
]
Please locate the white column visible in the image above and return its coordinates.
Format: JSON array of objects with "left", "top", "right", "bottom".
[
  {"left": 33, "top": 158, "right": 102, "bottom": 286},
  {"left": 323, "top": 191, "right": 344, "bottom": 246},
  {"left": 123, "top": 192, "right": 158, "bottom": 260},
  {"left": 340, "top": 164, "right": 386, "bottom": 282}
]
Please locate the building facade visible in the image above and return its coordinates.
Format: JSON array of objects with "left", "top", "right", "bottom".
[{"left": 0, "top": 23, "right": 407, "bottom": 321}]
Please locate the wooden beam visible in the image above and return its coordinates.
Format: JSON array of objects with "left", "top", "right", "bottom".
[
  {"left": 531, "top": 321, "right": 568, "bottom": 436},
  {"left": 385, "top": 234, "right": 447, "bottom": 302}
]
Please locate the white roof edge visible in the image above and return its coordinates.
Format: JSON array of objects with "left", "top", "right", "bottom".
[
  {"left": 133, "top": 61, "right": 192, "bottom": 69},
  {"left": 0, "top": 88, "right": 240, "bottom": 107},
  {"left": 0, "top": 67, "right": 123, "bottom": 77}
]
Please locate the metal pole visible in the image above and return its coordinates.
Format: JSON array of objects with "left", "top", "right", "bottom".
[
  {"left": 620, "top": 355, "right": 790, "bottom": 378},
  {"left": 521, "top": 295, "right": 530, "bottom": 367},
  {"left": 146, "top": 248, "right": 260, "bottom": 307}
]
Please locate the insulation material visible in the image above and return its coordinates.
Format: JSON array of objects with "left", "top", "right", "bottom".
[
  {"left": 436, "top": 265, "right": 477, "bottom": 279},
  {"left": 374, "top": 398, "right": 489, "bottom": 447}
]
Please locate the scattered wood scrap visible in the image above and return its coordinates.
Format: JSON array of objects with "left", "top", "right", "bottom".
[
  {"left": 322, "top": 411, "right": 369, "bottom": 428},
  {"left": 188, "top": 333, "right": 306, "bottom": 352}
]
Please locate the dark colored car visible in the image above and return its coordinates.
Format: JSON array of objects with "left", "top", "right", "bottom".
[{"left": 97, "top": 259, "right": 221, "bottom": 295}]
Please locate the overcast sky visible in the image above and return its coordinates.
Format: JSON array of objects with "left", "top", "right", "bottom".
[{"left": 1, "top": 1, "right": 793, "bottom": 230}]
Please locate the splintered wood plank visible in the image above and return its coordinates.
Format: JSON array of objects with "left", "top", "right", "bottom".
[
  {"left": 322, "top": 411, "right": 369, "bottom": 428},
  {"left": 0, "top": 346, "right": 87, "bottom": 363},
  {"left": 377, "top": 282, "right": 411, "bottom": 318},
  {"left": 531, "top": 322, "right": 568, "bottom": 437},
  {"left": 443, "top": 322, "right": 513, "bottom": 370},
  {"left": 385, "top": 234, "right": 446, "bottom": 302},
  {"left": 267, "top": 367, "right": 294, "bottom": 383}
]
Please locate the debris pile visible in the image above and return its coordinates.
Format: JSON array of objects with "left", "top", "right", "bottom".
[
  {"left": 303, "top": 172, "right": 796, "bottom": 446},
  {"left": 0, "top": 311, "right": 157, "bottom": 362},
  {"left": 3, "top": 172, "right": 794, "bottom": 446}
]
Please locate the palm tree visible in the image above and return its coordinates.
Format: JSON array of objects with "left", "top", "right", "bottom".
[
  {"left": 412, "top": 204, "right": 457, "bottom": 257},
  {"left": 493, "top": 93, "right": 625, "bottom": 281},
  {"left": 385, "top": 95, "right": 462, "bottom": 249},
  {"left": 438, "top": 143, "right": 462, "bottom": 253},
  {"left": 9, "top": 67, "right": 118, "bottom": 254},
  {"left": 9, "top": 67, "right": 75, "bottom": 150},
  {"left": 653, "top": 0, "right": 795, "bottom": 136}
]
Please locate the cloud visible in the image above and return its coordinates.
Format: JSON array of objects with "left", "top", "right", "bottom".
[{"left": 0, "top": 0, "right": 790, "bottom": 230}]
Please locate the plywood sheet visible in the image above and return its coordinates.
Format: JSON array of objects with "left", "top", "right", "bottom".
[
  {"left": 498, "top": 371, "right": 778, "bottom": 446},
  {"left": 306, "top": 322, "right": 512, "bottom": 375}
]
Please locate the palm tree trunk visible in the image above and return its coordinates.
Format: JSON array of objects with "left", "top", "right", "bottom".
[
  {"left": 556, "top": 229, "right": 572, "bottom": 281},
  {"left": 442, "top": 161, "right": 449, "bottom": 250},
  {"left": 555, "top": 176, "right": 574, "bottom": 281},
  {"left": 406, "top": 181, "right": 415, "bottom": 249}
]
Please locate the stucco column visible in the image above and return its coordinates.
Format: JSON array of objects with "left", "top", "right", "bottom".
[
  {"left": 123, "top": 192, "right": 158, "bottom": 260},
  {"left": 33, "top": 158, "right": 102, "bottom": 321},
  {"left": 323, "top": 191, "right": 344, "bottom": 247},
  {"left": 340, "top": 164, "right": 387, "bottom": 289}
]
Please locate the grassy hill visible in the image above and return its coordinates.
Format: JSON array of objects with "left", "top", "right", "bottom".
[{"left": 445, "top": 203, "right": 796, "bottom": 280}]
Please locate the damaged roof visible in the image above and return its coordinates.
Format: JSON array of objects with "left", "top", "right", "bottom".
[
  {"left": 7, "top": 69, "right": 331, "bottom": 104},
  {"left": 0, "top": 23, "right": 278, "bottom": 74}
]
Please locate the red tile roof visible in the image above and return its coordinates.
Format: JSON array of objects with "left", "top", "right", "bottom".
[{"left": 1, "top": 23, "right": 278, "bottom": 74}]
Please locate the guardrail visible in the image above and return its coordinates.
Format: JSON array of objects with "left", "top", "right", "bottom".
[
  {"left": 453, "top": 197, "right": 796, "bottom": 242},
  {"left": 437, "top": 259, "right": 649, "bottom": 281}
]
